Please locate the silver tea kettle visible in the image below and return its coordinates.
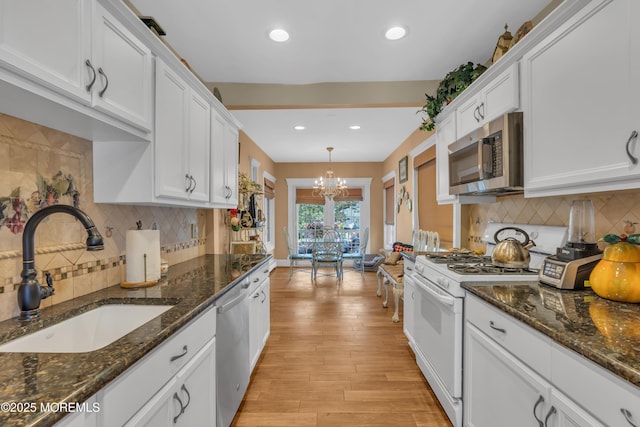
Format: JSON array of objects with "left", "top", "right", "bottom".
[{"left": 491, "top": 227, "right": 536, "bottom": 269}]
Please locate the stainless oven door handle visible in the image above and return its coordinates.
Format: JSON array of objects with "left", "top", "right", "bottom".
[{"left": 415, "top": 279, "right": 456, "bottom": 308}]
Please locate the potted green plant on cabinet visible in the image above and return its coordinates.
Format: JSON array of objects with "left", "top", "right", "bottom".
[{"left": 418, "top": 61, "right": 487, "bottom": 131}]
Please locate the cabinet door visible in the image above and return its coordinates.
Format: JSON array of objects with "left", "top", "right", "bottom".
[
  {"left": 210, "top": 110, "right": 229, "bottom": 205},
  {"left": 455, "top": 63, "right": 519, "bottom": 139},
  {"left": 174, "top": 339, "right": 216, "bottom": 426},
  {"left": 545, "top": 390, "right": 605, "bottom": 427},
  {"left": 523, "top": 0, "right": 640, "bottom": 197},
  {"left": 187, "top": 91, "right": 211, "bottom": 202},
  {"left": 464, "top": 322, "right": 551, "bottom": 427},
  {"left": 0, "top": 0, "right": 90, "bottom": 102},
  {"left": 481, "top": 62, "right": 519, "bottom": 124},
  {"left": 435, "top": 113, "right": 457, "bottom": 204},
  {"left": 155, "top": 60, "right": 189, "bottom": 200},
  {"left": 455, "top": 95, "right": 482, "bottom": 140},
  {"left": 249, "top": 278, "right": 270, "bottom": 372},
  {"left": 124, "top": 377, "right": 178, "bottom": 427},
  {"left": 92, "top": 2, "right": 152, "bottom": 132},
  {"left": 403, "top": 274, "right": 415, "bottom": 345},
  {"left": 224, "top": 124, "right": 239, "bottom": 207},
  {"left": 249, "top": 281, "right": 262, "bottom": 371}
]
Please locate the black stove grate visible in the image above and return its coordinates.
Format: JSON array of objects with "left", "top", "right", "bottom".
[{"left": 422, "top": 254, "right": 537, "bottom": 275}]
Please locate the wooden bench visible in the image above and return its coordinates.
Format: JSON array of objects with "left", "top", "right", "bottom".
[{"left": 376, "top": 262, "right": 404, "bottom": 323}]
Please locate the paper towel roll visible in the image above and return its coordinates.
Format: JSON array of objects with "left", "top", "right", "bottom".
[{"left": 126, "top": 230, "right": 161, "bottom": 284}]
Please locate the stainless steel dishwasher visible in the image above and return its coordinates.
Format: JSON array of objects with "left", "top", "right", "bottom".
[{"left": 216, "top": 277, "right": 250, "bottom": 426}]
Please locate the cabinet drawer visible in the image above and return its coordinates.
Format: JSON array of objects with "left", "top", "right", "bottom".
[
  {"left": 551, "top": 343, "right": 640, "bottom": 427},
  {"left": 248, "top": 263, "right": 270, "bottom": 294},
  {"left": 465, "top": 294, "right": 551, "bottom": 377},
  {"left": 100, "top": 306, "right": 216, "bottom": 426}
]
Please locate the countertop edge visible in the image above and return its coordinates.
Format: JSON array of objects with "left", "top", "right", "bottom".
[{"left": 2, "top": 254, "right": 272, "bottom": 427}]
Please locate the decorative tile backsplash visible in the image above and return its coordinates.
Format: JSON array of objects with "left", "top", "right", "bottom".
[
  {"left": 465, "top": 189, "right": 640, "bottom": 251},
  {"left": 0, "top": 113, "right": 207, "bottom": 322}
]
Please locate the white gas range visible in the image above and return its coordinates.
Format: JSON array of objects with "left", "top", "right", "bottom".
[{"left": 406, "top": 223, "right": 567, "bottom": 427}]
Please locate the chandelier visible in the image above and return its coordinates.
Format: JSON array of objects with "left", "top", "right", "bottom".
[{"left": 313, "top": 147, "right": 348, "bottom": 200}]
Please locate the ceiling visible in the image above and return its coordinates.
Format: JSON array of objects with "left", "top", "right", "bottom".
[{"left": 129, "top": 0, "right": 550, "bottom": 162}]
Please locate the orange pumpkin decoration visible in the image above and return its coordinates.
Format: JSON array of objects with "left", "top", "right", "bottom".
[{"left": 589, "top": 242, "right": 640, "bottom": 303}]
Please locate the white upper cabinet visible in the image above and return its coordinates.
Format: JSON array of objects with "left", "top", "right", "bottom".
[
  {"left": 91, "top": 2, "right": 153, "bottom": 132},
  {"left": 0, "top": 0, "right": 152, "bottom": 137},
  {"left": 436, "top": 114, "right": 458, "bottom": 204},
  {"left": 522, "top": 0, "right": 640, "bottom": 197},
  {"left": 0, "top": 0, "right": 90, "bottom": 101},
  {"left": 456, "top": 63, "right": 520, "bottom": 139},
  {"left": 155, "top": 59, "right": 210, "bottom": 204},
  {"left": 210, "top": 109, "right": 239, "bottom": 208}
]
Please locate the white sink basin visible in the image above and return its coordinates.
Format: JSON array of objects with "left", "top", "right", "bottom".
[{"left": 0, "top": 304, "right": 173, "bottom": 353}]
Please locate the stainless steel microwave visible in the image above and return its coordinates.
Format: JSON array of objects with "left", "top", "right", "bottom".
[{"left": 448, "top": 112, "right": 523, "bottom": 196}]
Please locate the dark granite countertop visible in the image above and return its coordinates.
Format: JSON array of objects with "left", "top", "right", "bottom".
[
  {"left": 462, "top": 281, "right": 640, "bottom": 389},
  {"left": 0, "top": 253, "right": 271, "bottom": 427}
]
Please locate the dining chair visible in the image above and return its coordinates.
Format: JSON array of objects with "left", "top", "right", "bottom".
[
  {"left": 344, "top": 227, "right": 369, "bottom": 277},
  {"left": 283, "top": 227, "right": 312, "bottom": 280},
  {"left": 311, "top": 238, "right": 343, "bottom": 284}
]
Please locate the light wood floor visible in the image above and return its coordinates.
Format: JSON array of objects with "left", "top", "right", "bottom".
[{"left": 231, "top": 267, "right": 452, "bottom": 427}]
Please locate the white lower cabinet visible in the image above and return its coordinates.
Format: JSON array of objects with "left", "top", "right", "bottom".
[
  {"left": 96, "top": 307, "right": 216, "bottom": 426},
  {"left": 464, "top": 295, "right": 613, "bottom": 427},
  {"left": 125, "top": 338, "right": 216, "bottom": 426},
  {"left": 402, "top": 273, "right": 415, "bottom": 347},
  {"left": 464, "top": 321, "right": 551, "bottom": 427},
  {"left": 248, "top": 267, "right": 270, "bottom": 372}
]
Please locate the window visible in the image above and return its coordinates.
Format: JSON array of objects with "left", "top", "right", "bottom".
[
  {"left": 287, "top": 178, "right": 371, "bottom": 256},
  {"left": 383, "top": 175, "right": 396, "bottom": 249}
]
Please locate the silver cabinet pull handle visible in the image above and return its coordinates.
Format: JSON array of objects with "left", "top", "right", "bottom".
[
  {"left": 253, "top": 292, "right": 260, "bottom": 299},
  {"left": 622, "top": 408, "right": 638, "bottom": 427},
  {"left": 170, "top": 345, "right": 188, "bottom": 362},
  {"left": 85, "top": 59, "right": 96, "bottom": 92},
  {"left": 478, "top": 102, "right": 485, "bottom": 120},
  {"left": 625, "top": 130, "right": 638, "bottom": 165},
  {"left": 172, "top": 392, "right": 185, "bottom": 423},
  {"left": 185, "top": 174, "right": 193, "bottom": 192},
  {"left": 180, "top": 384, "right": 191, "bottom": 411},
  {"left": 261, "top": 290, "right": 266, "bottom": 303},
  {"left": 473, "top": 106, "right": 480, "bottom": 122},
  {"left": 97, "top": 67, "right": 109, "bottom": 97},
  {"left": 189, "top": 175, "right": 196, "bottom": 194},
  {"left": 489, "top": 320, "right": 506, "bottom": 334},
  {"left": 533, "top": 395, "right": 545, "bottom": 427},
  {"left": 544, "top": 406, "right": 556, "bottom": 427}
]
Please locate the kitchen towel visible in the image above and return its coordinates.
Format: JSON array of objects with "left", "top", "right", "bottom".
[{"left": 125, "top": 230, "right": 161, "bottom": 284}]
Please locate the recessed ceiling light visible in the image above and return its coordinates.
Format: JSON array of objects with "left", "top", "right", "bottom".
[
  {"left": 385, "top": 26, "right": 407, "bottom": 41},
  {"left": 269, "top": 28, "right": 290, "bottom": 42},
  {"left": 293, "top": 125, "right": 306, "bottom": 131},
  {"left": 349, "top": 125, "right": 361, "bottom": 130}
]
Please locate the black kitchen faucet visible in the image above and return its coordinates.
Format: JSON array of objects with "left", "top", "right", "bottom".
[{"left": 17, "top": 205, "right": 104, "bottom": 320}]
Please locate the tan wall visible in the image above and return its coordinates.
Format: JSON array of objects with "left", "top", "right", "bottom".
[
  {"left": 382, "top": 128, "right": 435, "bottom": 244},
  {"left": 272, "top": 162, "right": 384, "bottom": 260}
]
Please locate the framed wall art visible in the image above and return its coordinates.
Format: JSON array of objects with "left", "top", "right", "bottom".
[{"left": 399, "top": 156, "right": 408, "bottom": 183}]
